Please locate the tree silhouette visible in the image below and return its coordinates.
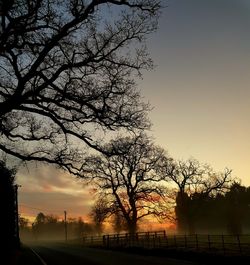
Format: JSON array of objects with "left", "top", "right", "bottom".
[
  {"left": 163, "top": 159, "right": 232, "bottom": 234},
  {"left": 90, "top": 196, "right": 111, "bottom": 235},
  {"left": 112, "top": 207, "right": 127, "bottom": 234},
  {"left": 0, "top": 0, "right": 160, "bottom": 173},
  {"left": 182, "top": 182, "right": 250, "bottom": 234},
  {"left": 19, "top": 216, "right": 29, "bottom": 230},
  {"left": 82, "top": 134, "right": 168, "bottom": 235},
  {"left": 224, "top": 182, "right": 250, "bottom": 234}
]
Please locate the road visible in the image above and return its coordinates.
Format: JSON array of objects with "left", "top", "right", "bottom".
[{"left": 28, "top": 243, "right": 203, "bottom": 265}]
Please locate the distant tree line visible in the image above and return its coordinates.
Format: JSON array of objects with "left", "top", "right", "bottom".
[{"left": 20, "top": 212, "right": 96, "bottom": 241}]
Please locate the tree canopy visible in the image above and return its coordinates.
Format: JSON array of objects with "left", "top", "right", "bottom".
[
  {"left": 82, "top": 134, "right": 169, "bottom": 234},
  {"left": 0, "top": 0, "right": 160, "bottom": 173},
  {"left": 163, "top": 158, "right": 232, "bottom": 234}
]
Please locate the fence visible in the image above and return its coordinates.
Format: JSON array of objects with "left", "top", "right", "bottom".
[{"left": 82, "top": 231, "right": 250, "bottom": 255}]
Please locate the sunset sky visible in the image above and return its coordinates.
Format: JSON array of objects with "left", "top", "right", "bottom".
[{"left": 17, "top": 0, "right": 250, "bottom": 224}]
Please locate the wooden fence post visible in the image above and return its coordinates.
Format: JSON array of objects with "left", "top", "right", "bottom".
[
  {"left": 184, "top": 234, "right": 187, "bottom": 248},
  {"left": 221, "top": 234, "right": 225, "bottom": 255},
  {"left": 195, "top": 234, "right": 199, "bottom": 250},
  {"left": 208, "top": 234, "right": 211, "bottom": 251},
  {"left": 237, "top": 235, "right": 242, "bottom": 254},
  {"left": 103, "top": 235, "right": 106, "bottom": 247},
  {"left": 147, "top": 232, "right": 150, "bottom": 247},
  {"left": 107, "top": 235, "right": 110, "bottom": 248}
]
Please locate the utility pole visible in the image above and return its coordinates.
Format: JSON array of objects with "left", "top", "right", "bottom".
[
  {"left": 14, "top": 184, "right": 21, "bottom": 247},
  {"left": 64, "top": 210, "right": 68, "bottom": 243}
]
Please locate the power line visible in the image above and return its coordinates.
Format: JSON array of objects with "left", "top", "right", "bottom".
[{"left": 20, "top": 203, "right": 65, "bottom": 214}]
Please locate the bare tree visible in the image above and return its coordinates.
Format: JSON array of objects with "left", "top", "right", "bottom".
[
  {"left": 0, "top": 0, "right": 160, "bottom": 173},
  {"left": 111, "top": 207, "right": 127, "bottom": 233},
  {"left": 163, "top": 158, "right": 232, "bottom": 234},
  {"left": 90, "top": 196, "right": 111, "bottom": 235},
  {"left": 82, "top": 134, "right": 169, "bottom": 235}
]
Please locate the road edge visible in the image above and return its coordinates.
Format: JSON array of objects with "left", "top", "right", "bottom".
[{"left": 29, "top": 247, "right": 47, "bottom": 265}]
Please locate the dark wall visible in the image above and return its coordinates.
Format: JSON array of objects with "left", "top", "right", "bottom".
[{"left": 0, "top": 161, "right": 18, "bottom": 251}]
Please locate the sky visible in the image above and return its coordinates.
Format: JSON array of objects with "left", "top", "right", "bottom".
[
  {"left": 17, "top": 0, "right": 250, "bottom": 223},
  {"left": 141, "top": 0, "right": 250, "bottom": 184}
]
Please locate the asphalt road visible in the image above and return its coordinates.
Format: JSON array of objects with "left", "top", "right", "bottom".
[{"left": 28, "top": 243, "right": 203, "bottom": 265}]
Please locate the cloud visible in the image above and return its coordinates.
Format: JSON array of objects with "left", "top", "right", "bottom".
[{"left": 17, "top": 163, "right": 95, "bottom": 220}]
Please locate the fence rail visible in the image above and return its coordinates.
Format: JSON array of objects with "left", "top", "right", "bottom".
[{"left": 82, "top": 231, "right": 250, "bottom": 255}]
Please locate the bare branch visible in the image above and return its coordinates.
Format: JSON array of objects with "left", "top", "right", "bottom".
[{"left": 0, "top": 0, "right": 161, "bottom": 171}]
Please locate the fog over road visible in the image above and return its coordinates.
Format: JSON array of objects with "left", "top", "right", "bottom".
[{"left": 30, "top": 243, "right": 202, "bottom": 265}]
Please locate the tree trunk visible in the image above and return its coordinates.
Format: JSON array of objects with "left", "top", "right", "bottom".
[{"left": 128, "top": 221, "right": 137, "bottom": 237}]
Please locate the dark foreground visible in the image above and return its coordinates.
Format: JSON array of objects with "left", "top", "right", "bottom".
[
  {"left": 18, "top": 243, "right": 201, "bottom": 265},
  {"left": 14, "top": 242, "right": 250, "bottom": 265}
]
